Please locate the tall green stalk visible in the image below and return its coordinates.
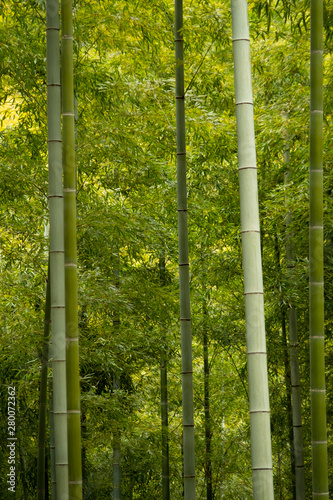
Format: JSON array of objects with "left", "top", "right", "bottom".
[
  {"left": 46, "top": 0, "right": 69, "bottom": 497},
  {"left": 113, "top": 373, "right": 121, "bottom": 500},
  {"left": 281, "top": 307, "right": 296, "bottom": 498},
  {"left": 37, "top": 267, "right": 51, "bottom": 500},
  {"left": 159, "top": 257, "right": 170, "bottom": 500},
  {"left": 50, "top": 393, "right": 56, "bottom": 499},
  {"left": 288, "top": 303, "right": 306, "bottom": 500},
  {"left": 309, "top": 0, "right": 328, "bottom": 496},
  {"left": 284, "top": 155, "right": 305, "bottom": 497},
  {"left": 61, "top": 0, "right": 83, "bottom": 497},
  {"left": 174, "top": 1, "right": 196, "bottom": 498},
  {"left": 113, "top": 264, "right": 121, "bottom": 500},
  {"left": 203, "top": 322, "right": 212, "bottom": 500},
  {"left": 230, "top": 0, "right": 274, "bottom": 497}
]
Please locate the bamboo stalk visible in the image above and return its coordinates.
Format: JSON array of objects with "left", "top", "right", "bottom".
[
  {"left": 203, "top": 325, "right": 212, "bottom": 500},
  {"left": 113, "top": 373, "right": 121, "bottom": 500},
  {"left": 61, "top": 0, "right": 83, "bottom": 497},
  {"left": 159, "top": 257, "right": 170, "bottom": 500},
  {"left": 284, "top": 140, "right": 305, "bottom": 498},
  {"left": 37, "top": 267, "right": 51, "bottom": 500},
  {"left": 230, "top": 0, "right": 274, "bottom": 497},
  {"left": 174, "top": 1, "right": 196, "bottom": 498},
  {"left": 49, "top": 391, "right": 56, "bottom": 499},
  {"left": 46, "top": 0, "right": 69, "bottom": 497},
  {"left": 309, "top": 0, "right": 328, "bottom": 496}
]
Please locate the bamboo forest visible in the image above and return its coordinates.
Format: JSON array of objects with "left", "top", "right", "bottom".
[{"left": 2, "top": 0, "right": 333, "bottom": 498}]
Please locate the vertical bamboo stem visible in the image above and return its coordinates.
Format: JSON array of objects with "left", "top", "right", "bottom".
[
  {"left": 49, "top": 393, "right": 56, "bottom": 499},
  {"left": 174, "top": 1, "right": 196, "bottom": 498},
  {"left": 231, "top": 0, "right": 274, "bottom": 497},
  {"left": 113, "top": 373, "right": 121, "bottom": 500},
  {"left": 309, "top": 0, "right": 328, "bottom": 496},
  {"left": 37, "top": 267, "right": 51, "bottom": 500},
  {"left": 159, "top": 257, "right": 170, "bottom": 500},
  {"left": 61, "top": 0, "right": 83, "bottom": 497},
  {"left": 284, "top": 152, "right": 305, "bottom": 497},
  {"left": 46, "top": 0, "right": 69, "bottom": 497},
  {"left": 112, "top": 263, "right": 121, "bottom": 500},
  {"left": 203, "top": 325, "right": 212, "bottom": 500}
]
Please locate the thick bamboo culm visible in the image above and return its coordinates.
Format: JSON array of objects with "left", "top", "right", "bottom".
[
  {"left": 61, "top": 0, "right": 83, "bottom": 497},
  {"left": 174, "top": 0, "right": 196, "bottom": 498},
  {"left": 230, "top": 0, "right": 274, "bottom": 497},
  {"left": 46, "top": 0, "right": 69, "bottom": 497},
  {"left": 309, "top": 0, "right": 328, "bottom": 496}
]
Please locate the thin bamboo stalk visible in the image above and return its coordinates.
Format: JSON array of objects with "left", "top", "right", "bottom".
[
  {"left": 230, "top": 0, "right": 274, "bottom": 497},
  {"left": 37, "top": 267, "right": 51, "bottom": 500},
  {"left": 61, "top": 0, "right": 83, "bottom": 497},
  {"left": 174, "top": 1, "right": 196, "bottom": 498},
  {"left": 46, "top": 0, "right": 69, "bottom": 497},
  {"left": 203, "top": 326, "right": 212, "bottom": 500},
  {"left": 49, "top": 384, "right": 56, "bottom": 498},
  {"left": 159, "top": 257, "right": 170, "bottom": 500},
  {"left": 113, "top": 373, "right": 121, "bottom": 500},
  {"left": 284, "top": 144, "right": 305, "bottom": 498},
  {"left": 309, "top": 0, "right": 328, "bottom": 496},
  {"left": 112, "top": 176, "right": 121, "bottom": 500},
  {"left": 281, "top": 307, "right": 296, "bottom": 498}
]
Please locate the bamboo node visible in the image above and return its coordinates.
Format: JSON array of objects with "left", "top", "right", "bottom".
[
  {"left": 235, "top": 101, "right": 253, "bottom": 106},
  {"left": 241, "top": 228, "right": 260, "bottom": 233},
  {"left": 249, "top": 410, "right": 270, "bottom": 414},
  {"left": 232, "top": 37, "right": 250, "bottom": 42}
]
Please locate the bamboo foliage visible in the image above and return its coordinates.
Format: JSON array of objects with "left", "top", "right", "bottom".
[
  {"left": 174, "top": 0, "right": 196, "bottom": 498},
  {"left": 46, "top": 0, "right": 69, "bottom": 497},
  {"left": 61, "top": 0, "right": 83, "bottom": 497},
  {"left": 230, "top": 0, "right": 274, "bottom": 498},
  {"left": 309, "top": 0, "right": 328, "bottom": 496}
]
